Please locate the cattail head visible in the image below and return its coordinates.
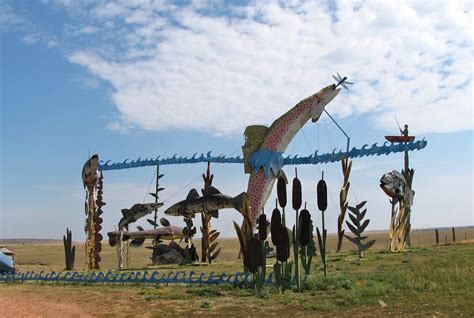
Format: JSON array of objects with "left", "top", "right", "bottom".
[
  {"left": 276, "top": 226, "right": 290, "bottom": 262},
  {"left": 292, "top": 169, "right": 302, "bottom": 210},
  {"left": 298, "top": 209, "right": 312, "bottom": 246},
  {"left": 277, "top": 176, "right": 287, "bottom": 208},
  {"left": 245, "top": 237, "right": 262, "bottom": 273},
  {"left": 271, "top": 208, "right": 282, "bottom": 246},
  {"left": 317, "top": 175, "right": 328, "bottom": 212}
]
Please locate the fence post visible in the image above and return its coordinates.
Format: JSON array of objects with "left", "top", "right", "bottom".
[
  {"left": 452, "top": 227, "right": 456, "bottom": 243},
  {"left": 435, "top": 229, "right": 439, "bottom": 244}
]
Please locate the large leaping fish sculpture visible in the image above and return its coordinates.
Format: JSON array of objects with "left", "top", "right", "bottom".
[{"left": 242, "top": 83, "right": 341, "bottom": 228}]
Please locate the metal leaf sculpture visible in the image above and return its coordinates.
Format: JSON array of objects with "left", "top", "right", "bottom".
[
  {"left": 233, "top": 195, "right": 254, "bottom": 271},
  {"left": 344, "top": 201, "right": 375, "bottom": 258},
  {"left": 337, "top": 157, "right": 351, "bottom": 252},
  {"left": 200, "top": 162, "right": 220, "bottom": 263},
  {"left": 63, "top": 228, "right": 75, "bottom": 271}
]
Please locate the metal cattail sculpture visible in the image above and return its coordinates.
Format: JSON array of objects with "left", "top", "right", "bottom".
[
  {"left": 254, "top": 212, "right": 271, "bottom": 291},
  {"left": 316, "top": 172, "right": 328, "bottom": 276},
  {"left": 271, "top": 207, "right": 283, "bottom": 247},
  {"left": 63, "top": 228, "right": 75, "bottom": 270},
  {"left": 337, "top": 157, "right": 352, "bottom": 252},
  {"left": 292, "top": 168, "right": 302, "bottom": 291},
  {"left": 246, "top": 236, "right": 262, "bottom": 274},
  {"left": 344, "top": 201, "right": 375, "bottom": 258},
  {"left": 271, "top": 206, "right": 292, "bottom": 292},
  {"left": 298, "top": 204, "right": 316, "bottom": 282},
  {"left": 277, "top": 176, "right": 287, "bottom": 227}
]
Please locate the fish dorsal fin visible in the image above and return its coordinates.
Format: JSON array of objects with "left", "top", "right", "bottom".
[
  {"left": 121, "top": 209, "right": 129, "bottom": 216},
  {"left": 186, "top": 188, "right": 200, "bottom": 200},
  {"left": 242, "top": 125, "right": 269, "bottom": 174},
  {"left": 136, "top": 226, "right": 144, "bottom": 231},
  {"left": 208, "top": 186, "right": 221, "bottom": 195}
]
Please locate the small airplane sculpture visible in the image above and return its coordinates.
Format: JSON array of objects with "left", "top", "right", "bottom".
[{"left": 332, "top": 72, "right": 354, "bottom": 90}]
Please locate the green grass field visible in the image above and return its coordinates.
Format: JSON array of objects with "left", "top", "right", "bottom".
[{"left": 1, "top": 229, "right": 473, "bottom": 316}]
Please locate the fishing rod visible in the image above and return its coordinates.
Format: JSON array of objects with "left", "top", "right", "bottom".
[{"left": 394, "top": 116, "right": 402, "bottom": 132}]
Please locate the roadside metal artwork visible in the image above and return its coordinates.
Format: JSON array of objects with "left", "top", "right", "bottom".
[
  {"left": 344, "top": 201, "right": 376, "bottom": 258},
  {"left": 336, "top": 157, "right": 352, "bottom": 252},
  {"left": 63, "top": 228, "right": 75, "bottom": 271}
]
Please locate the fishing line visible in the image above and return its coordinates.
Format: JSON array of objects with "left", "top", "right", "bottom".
[
  {"left": 325, "top": 122, "right": 359, "bottom": 204},
  {"left": 302, "top": 123, "right": 321, "bottom": 176},
  {"left": 142, "top": 167, "right": 157, "bottom": 204},
  {"left": 161, "top": 147, "right": 242, "bottom": 204}
]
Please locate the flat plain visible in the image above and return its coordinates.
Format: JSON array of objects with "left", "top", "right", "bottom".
[{"left": 1, "top": 227, "right": 473, "bottom": 317}]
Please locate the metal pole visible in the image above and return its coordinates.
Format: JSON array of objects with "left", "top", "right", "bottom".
[
  {"left": 153, "top": 165, "right": 160, "bottom": 229},
  {"left": 323, "top": 109, "right": 351, "bottom": 152}
]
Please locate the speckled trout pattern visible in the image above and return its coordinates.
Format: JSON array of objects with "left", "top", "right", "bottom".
[{"left": 247, "top": 84, "right": 341, "bottom": 228}]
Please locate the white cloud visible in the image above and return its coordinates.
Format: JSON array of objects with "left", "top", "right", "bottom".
[{"left": 8, "top": 1, "right": 474, "bottom": 135}]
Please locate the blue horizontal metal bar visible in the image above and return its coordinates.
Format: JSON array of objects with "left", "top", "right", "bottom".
[{"left": 98, "top": 139, "right": 427, "bottom": 171}]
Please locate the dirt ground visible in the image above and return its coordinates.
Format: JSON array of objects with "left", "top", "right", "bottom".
[
  {"left": 0, "top": 291, "right": 89, "bottom": 317},
  {"left": 1, "top": 229, "right": 473, "bottom": 317}
]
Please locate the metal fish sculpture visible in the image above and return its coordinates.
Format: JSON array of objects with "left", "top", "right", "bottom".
[
  {"left": 118, "top": 202, "right": 163, "bottom": 230},
  {"left": 380, "top": 170, "right": 414, "bottom": 204},
  {"left": 242, "top": 84, "right": 341, "bottom": 228},
  {"left": 164, "top": 186, "right": 247, "bottom": 218},
  {"left": 107, "top": 225, "right": 184, "bottom": 247},
  {"left": 82, "top": 154, "right": 99, "bottom": 188}
]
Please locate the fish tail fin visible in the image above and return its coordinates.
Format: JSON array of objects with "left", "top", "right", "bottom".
[
  {"left": 232, "top": 192, "right": 253, "bottom": 226},
  {"left": 130, "top": 238, "right": 145, "bottom": 247},
  {"left": 231, "top": 192, "right": 248, "bottom": 214},
  {"left": 107, "top": 232, "right": 117, "bottom": 247}
]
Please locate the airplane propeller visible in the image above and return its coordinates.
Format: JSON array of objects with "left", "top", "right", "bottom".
[{"left": 332, "top": 72, "right": 354, "bottom": 90}]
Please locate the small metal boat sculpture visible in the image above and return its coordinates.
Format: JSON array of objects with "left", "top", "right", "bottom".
[{"left": 385, "top": 136, "right": 415, "bottom": 143}]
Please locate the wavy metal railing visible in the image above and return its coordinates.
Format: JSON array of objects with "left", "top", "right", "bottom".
[
  {"left": 99, "top": 139, "right": 427, "bottom": 171},
  {"left": 0, "top": 270, "right": 274, "bottom": 286}
]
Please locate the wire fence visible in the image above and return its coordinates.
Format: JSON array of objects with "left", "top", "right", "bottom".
[{"left": 0, "top": 270, "right": 274, "bottom": 286}]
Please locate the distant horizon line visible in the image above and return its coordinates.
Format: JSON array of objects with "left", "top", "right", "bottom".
[{"left": 1, "top": 225, "right": 472, "bottom": 243}]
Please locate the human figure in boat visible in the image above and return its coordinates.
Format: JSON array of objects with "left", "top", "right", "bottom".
[{"left": 400, "top": 124, "right": 408, "bottom": 137}]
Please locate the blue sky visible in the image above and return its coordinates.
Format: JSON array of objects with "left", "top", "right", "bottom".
[{"left": 1, "top": 0, "right": 472, "bottom": 240}]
